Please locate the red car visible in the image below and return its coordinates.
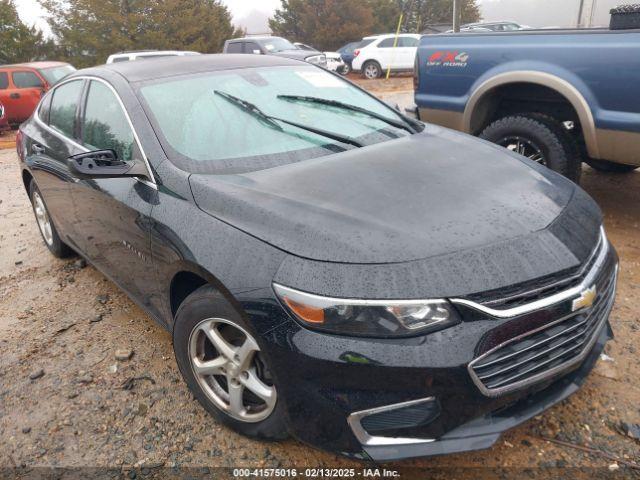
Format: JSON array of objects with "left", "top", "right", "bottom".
[
  {"left": 0, "top": 61, "right": 75, "bottom": 125},
  {"left": 0, "top": 101, "right": 9, "bottom": 133}
]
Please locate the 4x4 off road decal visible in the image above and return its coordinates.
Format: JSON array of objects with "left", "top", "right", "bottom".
[{"left": 427, "top": 51, "right": 469, "bottom": 67}]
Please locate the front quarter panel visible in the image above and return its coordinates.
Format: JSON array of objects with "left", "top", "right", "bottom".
[{"left": 149, "top": 160, "right": 288, "bottom": 333}]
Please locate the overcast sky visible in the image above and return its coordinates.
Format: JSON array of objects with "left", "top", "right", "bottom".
[{"left": 13, "top": 0, "right": 638, "bottom": 36}]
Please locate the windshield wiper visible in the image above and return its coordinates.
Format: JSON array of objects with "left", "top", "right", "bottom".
[
  {"left": 277, "top": 95, "right": 418, "bottom": 134},
  {"left": 214, "top": 90, "right": 364, "bottom": 148}
]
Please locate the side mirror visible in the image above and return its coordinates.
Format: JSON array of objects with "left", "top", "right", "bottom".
[{"left": 67, "top": 149, "right": 147, "bottom": 179}]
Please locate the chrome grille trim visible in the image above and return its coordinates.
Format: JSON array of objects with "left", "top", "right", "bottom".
[
  {"left": 451, "top": 227, "right": 608, "bottom": 319},
  {"left": 468, "top": 264, "right": 617, "bottom": 397}
]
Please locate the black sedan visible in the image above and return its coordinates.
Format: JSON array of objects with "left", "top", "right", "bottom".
[{"left": 17, "top": 54, "right": 617, "bottom": 461}]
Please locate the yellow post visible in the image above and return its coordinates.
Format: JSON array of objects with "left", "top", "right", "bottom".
[{"left": 386, "top": 12, "right": 403, "bottom": 80}]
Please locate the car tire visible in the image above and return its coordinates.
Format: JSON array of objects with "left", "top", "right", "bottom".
[
  {"left": 585, "top": 158, "right": 638, "bottom": 173},
  {"left": 340, "top": 63, "right": 351, "bottom": 76},
  {"left": 362, "top": 60, "right": 382, "bottom": 79},
  {"left": 173, "top": 285, "right": 288, "bottom": 440},
  {"left": 479, "top": 113, "right": 582, "bottom": 183},
  {"left": 29, "top": 180, "right": 74, "bottom": 258}
]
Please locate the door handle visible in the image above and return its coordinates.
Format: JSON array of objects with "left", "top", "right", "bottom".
[
  {"left": 10, "top": 93, "right": 20, "bottom": 99},
  {"left": 32, "top": 144, "right": 45, "bottom": 155}
]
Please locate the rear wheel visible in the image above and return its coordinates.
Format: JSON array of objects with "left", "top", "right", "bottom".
[
  {"left": 362, "top": 60, "right": 382, "bottom": 79},
  {"left": 173, "top": 285, "right": 288, "bottom": 440},
  {"left": 586, "top": 158, "right": 638, "bottom": 173},
  {"left": 29, "top": 180, "right": 74, "bottom": 258},
  {"left": 479, "top": 113, "right": 582, "bottom": 183}
]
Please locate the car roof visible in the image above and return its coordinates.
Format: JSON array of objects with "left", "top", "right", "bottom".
[
  {"left": 229, "top": 36, "right": 281, "bottom": 42},
  {"left": 75, "top": 54, "right": 305, "bottom": 83},
  {"left": 0, "top": 61, "right": 70, "bottom": 70}
]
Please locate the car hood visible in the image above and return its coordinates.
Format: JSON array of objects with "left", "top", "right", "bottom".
[
  {"left": 190, "top": 125, "right": 579, "bottom": 264},
  {"left": 271, "top": 50, "right": 316, "bottom": 61}
]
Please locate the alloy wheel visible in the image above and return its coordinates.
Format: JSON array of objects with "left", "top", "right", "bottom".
[
  {"left": 498, "top": 136, "right": 545, "bottom": 165},
  {"left": 33, "top": 191, "right": 54, "bottom": 246},
  {"left": 364, "top": 63, "right": 380, "bottom": 79},
  {"left": 188, "top": 318, "right": 276, "bottom": 423}
]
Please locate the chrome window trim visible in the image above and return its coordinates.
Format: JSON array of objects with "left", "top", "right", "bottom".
[
  {"left": 467, "top": 264, "right": 618, "bottom": 397},
  {"left": 273, "top": 283, "right": 447, "bottom": 307},
  {"left": 33, "top": 75, "right": 158, "bottom": 190},
  {"left": 451, "top": 227, "right": 609, "bottom": 319},
  {"left": 347, "top": 397, "right": 436, "bottom": 446}
]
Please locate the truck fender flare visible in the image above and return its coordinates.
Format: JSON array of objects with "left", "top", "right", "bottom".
[{"left": 464, "top": 71, "right": 599, "bottom": 158}]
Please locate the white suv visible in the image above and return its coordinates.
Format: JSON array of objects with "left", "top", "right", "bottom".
[
  {"left": 351, "top": 34, "right": 422, "bottom": 79},
  {"left": 106, "top": 50, "right": 200, "bottom": 64}
]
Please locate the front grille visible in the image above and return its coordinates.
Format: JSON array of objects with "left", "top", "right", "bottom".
[
  {"left": 469, "top": 256, "right": 617, "bottom": 396},
  {"left": 477, "top": 232, "right": 604, "bottom": 310}
]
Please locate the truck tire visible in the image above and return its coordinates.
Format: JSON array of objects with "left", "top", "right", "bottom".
[
  {"left": 585, "top": 158, "right": 638, "bottom": 173},
  {"left": 362, "top": 61, "right": 382, "bottom": 79},
  {"left": 479, "top": 114, "right": 582, "bottom": 183}
]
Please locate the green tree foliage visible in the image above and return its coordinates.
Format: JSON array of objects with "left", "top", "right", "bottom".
[
  {"left": 0, "top": 0, "right": 52, "bottom": 63},
  {"left": 269, "top": 0, "right": 375, "bottom": 51},
  {"left": 39, "top": 0, "right": 243, "bottom": 67},
  {"left": 270, "top": 0, "right": 482, "bottom": 50}
]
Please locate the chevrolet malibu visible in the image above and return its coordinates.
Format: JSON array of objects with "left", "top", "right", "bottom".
[{"left": 17, "top": 55, "right": 617, "bottom": 461}]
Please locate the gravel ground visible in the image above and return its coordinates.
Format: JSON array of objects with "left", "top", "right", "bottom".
[{"left": 0, "top": 81, "right": 639, "bottom": 478}]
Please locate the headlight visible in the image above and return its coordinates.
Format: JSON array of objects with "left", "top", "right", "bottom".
[
  {"left": 273, "top": 284, "right": 460, "bottom": 338},
  {"left": 305, "top": 54, "right": 327, "bottom": 65}
]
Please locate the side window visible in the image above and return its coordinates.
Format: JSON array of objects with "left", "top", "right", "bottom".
[
  {"left": 81, "top": 81, "right": 135, "bottom": 161},
  {"left": 378, "top": 38, "right": 396, "bottom": 48},
  {"left": 245, "top": 42, "right": 261, "bottom": 54},
  {"left": 38, "top": 92, "right": 53, "bottom": 124},
  {"left": 226, "top": 42, "right": 243, "bottom": 54},
  {"left": 399, "top": 36, "right": 419, "bottom": 47},
  {"left": 111, "top": 56, "right": 130, "bottom": 63},
  {"left": 12, "top": 71, "right": 44, "bottom": 89},
  {"left": 49, "top": 80, "right": 84, "bottom": 138},
  {"left": 0, "top": 72, "right": 8, "bottom": 89}
]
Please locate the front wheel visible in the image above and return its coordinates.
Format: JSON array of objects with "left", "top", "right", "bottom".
[
  {"left": 586, "top": 158, "right": 638, "bottom": 173},
  {"left": 362, "top": 61, "right": 382, "bottom": 79},
  {"left": 173, "top": 285, "right": 288, "bottom": 440},
  {"left": 479, "top": 114, "right": 582, "bottom": 183},
  {"left": 339, "top": 63, "right": 351, "bottom": 76}
]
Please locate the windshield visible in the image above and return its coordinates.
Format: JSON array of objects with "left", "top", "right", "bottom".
[
  {"left": 261, "top": 38, "right": 296, "bottom": 53},
  {"left": 138, "top": 66, "right": 412, "bottom": 174},
  {"left": 39, "top": 65, "right": 76, "bottom": 85}
]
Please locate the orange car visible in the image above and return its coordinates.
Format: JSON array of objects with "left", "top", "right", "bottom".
[
  {"left": 0, "top": 101, "right": 9, "bottom": 133},
  {"left": 0, "top": 61, "right": 75, "bottom": 125}
]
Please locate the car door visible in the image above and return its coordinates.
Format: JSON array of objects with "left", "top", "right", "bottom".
[
  {"left": 23, "top": 79, "right": 86, "bottom": 245},
  {"left": 376, "top": 38, "right": 397, "bottom": 69},
  {"left": 398, "top": 36, "right": 420, "bottom": 69},
  {"left": 69, "top": 78, "right": 161, "bottom": 316},
  {"left": 10, "top": 70, "right": 46, "bottom": 123}
]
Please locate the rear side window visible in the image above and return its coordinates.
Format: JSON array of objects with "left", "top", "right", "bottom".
[
  {"left": 38, "top": 92, "right": 53, "bottom": 124},
  {"left": 378, "top": 38, "right": 397, "bottom": 48},
  {"left": 49, "top": 80, "right": 84, "bottom": 138},
  {"left": 0, "top": 72, "right": 8, "bottom": 89},
  {"left": 226, "top": 42, "right": 243, "bottom": 54},
  {"left": 12, "top": 71, "right": 44, "bottom": 88},
  {"left": 81, "top": 81, "right": 135, "bottom": 161},
  {"left": 111, "top": 56, "right": 130, "bottom": 63},
  {"left": 399, "top": 36, "right": 419, "bottom": 47},
  {"left": 245, "top": 42, "right": 261, "bottom": 54}
]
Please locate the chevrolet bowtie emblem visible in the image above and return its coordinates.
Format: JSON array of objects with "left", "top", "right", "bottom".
[{"left": 572, "top": 285, "right": 597, "bottom": 312}]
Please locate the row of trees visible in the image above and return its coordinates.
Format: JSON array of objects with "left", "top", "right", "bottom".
[
  {"left": 270, "top": 0, "right": 481, "bottom": 51},
  {"left": 1, "top": 0, "right": 481, "bottom": 68}
]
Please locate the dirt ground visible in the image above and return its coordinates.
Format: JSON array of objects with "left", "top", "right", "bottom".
[{"left": 0, "top": 80, "right": 639, "bottom": 478}]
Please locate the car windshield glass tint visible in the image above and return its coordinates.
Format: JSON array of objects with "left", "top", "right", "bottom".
[
  {"left": 40, "top": 65, "right": 76, "bottom": 85},
  {"left": 138, "top": 66, "right": 410, "bottom": 174},
  {"left": 261, "top": 38, "right": 296, "bottom": 52}
]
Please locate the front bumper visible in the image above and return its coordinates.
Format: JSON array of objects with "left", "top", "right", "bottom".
[
  {"left": 363, "top": 322, "right": 612, "bottom": 461},
  {"left": 239, "top": 242, "right": 617, "bottom": 461}
]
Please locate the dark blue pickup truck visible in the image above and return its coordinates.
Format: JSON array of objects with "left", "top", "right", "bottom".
[{"left": 414, "top": 28, "right": 640, "bottom": 182}]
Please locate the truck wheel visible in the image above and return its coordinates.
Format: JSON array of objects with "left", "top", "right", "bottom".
[
  {"left": 586, "top": 158, "right": 638, "bottom": 173},
  {"left": 173, "top": 285, "right": 288, "bottom": 441},
  {"left": 480, "top": 114, "right": 582, "bottom": 183},
  {"left": 362, "top": 61, "right": 382, "bottom": 79}
]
